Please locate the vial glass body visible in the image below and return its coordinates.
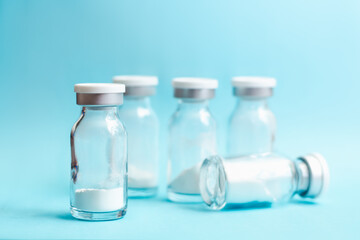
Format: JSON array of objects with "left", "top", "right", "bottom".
[
  {"left": 168, "top": 99, "right": 217, "bottom": 202},
  {"left": 118, "top": 96, "right": 159, "bottom": 197},
  {"left": 227, "top": 98, "right": 276, "bottom": 156},
  {"left": 70, "top": 106, "right": 127, "bottom": 220}
]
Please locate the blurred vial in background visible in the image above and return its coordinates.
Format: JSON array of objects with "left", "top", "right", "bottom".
[
  {"left": 228, "top": 77, "right": 276, "bottom": 156},
  {"left": 113, "top": 76, "right": 159, "bottom": 197},
  {"left": 168, "top": 78, "right": 218, "bottom": 203},
  {"left": 200, "top": 152, "right": 329, "bottom": 210},
  {"left": 70, "top": 83, "right": 127, "bottom": 221}
]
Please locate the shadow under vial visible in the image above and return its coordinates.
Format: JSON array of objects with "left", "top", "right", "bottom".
[
  {"left": 290, "top": 199, "right": 318, "bottom": 206},
  {"left": 57, "top": 212, "right": 74, "bottom": 221}
]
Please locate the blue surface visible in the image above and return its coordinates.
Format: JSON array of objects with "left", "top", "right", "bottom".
[{"left": 0, "top": 0, "right": 359, "bottom": 239}]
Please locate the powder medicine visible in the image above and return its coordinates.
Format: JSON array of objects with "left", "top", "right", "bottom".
[
  {"left": 168, "top": 78, "right": 218, "bottom": 202},
  {"left": 70, "top": 83, "right": 128, "bottom": 221},
  {"left": 228, "top": 77, "right": 276, "bottom": 156},
  {"left": 114, "top": 76, "right": 159, "bottom": 197},
  {"left": 200, "top": 153, "right": 329, "bottom": 210}
]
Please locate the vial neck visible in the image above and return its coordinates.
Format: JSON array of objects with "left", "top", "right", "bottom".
[
  {"left": 295, "top": 159, "right": 310, "bottom": 196},
  {"left": 236, "top": 98, "right": 269, "bottom": 110},
  {"left": 123, "top": 96, "right": 151, "bottom": 108},
  {"left": 177, "top": 99, "right": 210, "bottom": 111},
  {"left": 81, "top": 106, "right": 119, "bottom": 118}
]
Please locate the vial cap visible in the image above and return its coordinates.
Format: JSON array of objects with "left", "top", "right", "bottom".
[
  {"left": 74, "top": 83, "right": 125, "bottom": 94},
  {"left": 112, "top": 75, "right": 158, "bottom": 86},
  {"left": 74, "top": 83, "right": 125, "bottom": 105},
  {"left": 172, "top": 77, "right": 218, "bottom": 89},
  {"left": 298, "top": 153, "right": 330, "bottom": 198},
  {"left": 232, "top": 77, "right": 276, "bottom": 88}
]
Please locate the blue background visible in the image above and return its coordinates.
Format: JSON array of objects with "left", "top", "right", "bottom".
[{"left": 0, "top": 0, "right": 359, "bottom": 239}]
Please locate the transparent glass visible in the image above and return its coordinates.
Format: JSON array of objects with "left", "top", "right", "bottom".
[
  {"left": 227, "top": 98, "right": 276, "bottom": 156},
  {"left": 118, "top": 96, "right": 159, "bottom": 197},
  {"left": 199, "top": 153, "right": 310, "bottom": 210},
  {"left": 168, "top": 99, "right": 217, "bottom": 202},
  {"left": 70, "top": 106, "right": 127, "bottom": 220}
]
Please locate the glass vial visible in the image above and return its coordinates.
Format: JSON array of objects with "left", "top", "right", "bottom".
[
  {"left": 168, "top": 78, "right": 218, "bottom": 202},
  {"left": 113, "top": 76, "right": 159, "bottom": 197},
  {"left": 227, "top": 77, "right": 276, "bottom": 156},
  {"left": 199, "top": 152, "right": 329, "bottom": 210},
  {"left": 70, "top": 83, "right": 127, "bottom": 221}
]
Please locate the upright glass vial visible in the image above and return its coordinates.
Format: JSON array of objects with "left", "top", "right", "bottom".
[
  {"left": 168, "top": 78, "right": 218, "bottom": 202},
  {"left": 200, "top": 152, "right": 329, "bottom": 210},
  {"left": 113, "top": 76, "right": 159, "bottom": 197},
  {"left": 70, "top": 83, "right": 127, "bottom": 221},
  {"left": 228, "top": 77, "right": 276, "bottom": 156}
]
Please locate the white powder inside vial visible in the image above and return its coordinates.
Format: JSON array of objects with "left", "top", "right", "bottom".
[
  {"left": 128, "top": 165, "right": 157, "bottom": 188},
  {"left": 224, "top": 156, "right": 294, "bottom": 204},
  {"left": 73, "top": 188, "right": 124, "bottom": 212},
  {"left": 169, "top": 163, "right": 202, "bottom": 194},
  {"left": 226, "top": 179, "right": 275, "bottom": 203}
]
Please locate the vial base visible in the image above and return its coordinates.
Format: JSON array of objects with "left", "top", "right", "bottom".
[
  {"left": 129, "top": 187, "right": 158, "bottom": 198},
  {"left": 167, "top": 189, "right": 202, "bottom": 203},
  {"left": 70, "top": 207, "right": 127, "bottom": 221}
]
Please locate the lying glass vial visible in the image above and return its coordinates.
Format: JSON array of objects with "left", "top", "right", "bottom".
[{"left": 199, "top": 152, "right": 329, "bottom": 210}]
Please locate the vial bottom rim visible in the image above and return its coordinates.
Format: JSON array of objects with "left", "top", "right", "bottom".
[
  {"left": 199, "top": 155, "right": 227, "bottom": 210},
  {"left": 129, "top": 187, "right": 158, "bottom": 198},
  {"left": 70, "top": 207, "right": 127, "bottom": 221},
  {"left": 167, "top": 190, "right": 203, "bottom": 203}
]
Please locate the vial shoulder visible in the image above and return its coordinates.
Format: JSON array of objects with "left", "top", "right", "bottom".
[
  {"left": 169, "top": 110, "right": 217, "bottom": 132},
  {"left": 230, "top": 107, "right": 276, "bottom": 123},
  {"left": 119, "top": 106, "right": 158, "bottom": 119},
  {"left": 119, "top": 108, "right": 159, "bottom": 127},
  {"left": 72, "top": 114, "right": 126, "bottom": 139},
  {"left": 71, "top": 113, "right": 85, "bottom": 137}
]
